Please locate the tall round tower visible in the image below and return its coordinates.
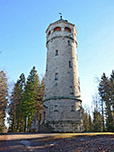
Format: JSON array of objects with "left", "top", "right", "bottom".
[{"left": 42, "top": 17, "right": 83, "bottom": 132}]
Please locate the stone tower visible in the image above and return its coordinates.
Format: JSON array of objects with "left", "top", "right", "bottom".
[{"left": 42, "top": 17, "right": 83, "bottom": 132}]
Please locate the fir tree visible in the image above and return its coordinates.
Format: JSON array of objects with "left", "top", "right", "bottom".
[
  {"left": 92, "top": 94, "right": 104, "bottom": 132},
  {"left": 23, "top": 66, "right": 40, "bottom": 132},
  {"left": 82, "top": 108, "right": 92, "bottom": 132},
  {"left": 98, "top": 73, "right": 113, "bottom": 131},
  {"left": 9, "top": 73, "right": 25, "bottom": 132},
  {"left": 0, "top": 70, "right": 8, "bottom": 132},
  {"left": 110, "top": 71, "right": 114, "bottom": 112},
  {"left": 93, "top": 110, "right": 103, "bottom": 132}
]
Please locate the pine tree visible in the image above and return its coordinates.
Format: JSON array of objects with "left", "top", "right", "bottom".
[
  {"left": 92, "top": 94, "right": 104, "bottom": 132},
  {"left": 93, "top": 110, "right": 103, "bottom": 132},
  {"left": 110, "top": 71, "right": 114, "bottom": 111},
  {"left": 16, "top": 73, "right": 25, "bottom": 132},
  {"left": 82, "top": 108, "right": 92, "bottom": 132},
  {"left": 9, "top": 82, "right": 19, "bottom": 132},
  {"left": 110, "top": 71, "right": 114, "bottom": 129},
  {"left": 8, "top": 67, "right": 44, "bottom": 132},
  {"left": 98, "top": 73, "right": 113, "bottom": 131},
  {"left": 23, "top": 66, "right": 40, "bottom": 132},
  {"left": 9, "top": 73, "right": 25, "bottom": 132},
  {"left": 0, "top": 70, "right": 8, "bottom": 132}
]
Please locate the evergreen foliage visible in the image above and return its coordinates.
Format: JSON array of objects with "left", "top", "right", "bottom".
[
  {"left": 92, "top": 95, "right": 104, "bottom": 132},
  {"left": 82, "top": 108, "right": 93, "bottom": 132},
  {"left": 0, "top": 70, "right": 8, "bottom": 132},
  {"left": 98, "top": 72, "right": 114, "bottom": 131},
  {"left": 93, "top": 110, "right": 103, "bottom": 132},
  {"left": 8, "top": 68, "right": 114, "bottom": 133},
  {"left": 9, "top": 73, "right": 25, "bottom": 132},
  {"left": 23, "top": 66, "right": 41, "bottom": 132},
  {"left": 8, "top": 67, "right": 44, "bottom": 132}
]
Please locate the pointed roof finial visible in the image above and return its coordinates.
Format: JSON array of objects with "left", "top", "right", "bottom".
[{"left": 59, "top": 12, "right": 62, "bottom": 20}]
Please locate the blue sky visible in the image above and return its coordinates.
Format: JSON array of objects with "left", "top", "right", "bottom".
[{"left": 0, "top": 0, "right": 114, "bottom": 107}]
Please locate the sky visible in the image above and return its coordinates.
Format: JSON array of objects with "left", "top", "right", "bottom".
[{"left": 0, "top": 0, "right": 114, "bottom": 107}]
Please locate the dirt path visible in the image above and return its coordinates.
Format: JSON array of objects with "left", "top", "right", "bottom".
[{"left": 0, "top": 133, "right": 114, "bottom": 152}]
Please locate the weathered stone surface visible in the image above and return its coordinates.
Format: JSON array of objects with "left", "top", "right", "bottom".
[{"left": 42, "top": 18, "right": 83, "bottom": 132}]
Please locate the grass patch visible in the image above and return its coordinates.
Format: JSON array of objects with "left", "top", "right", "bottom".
[
  {"left": 49, "top": 132, "right": 114, "bottom": 140},
  {"left": 0, "top": 132, "right": 114, "bottom": 141}
]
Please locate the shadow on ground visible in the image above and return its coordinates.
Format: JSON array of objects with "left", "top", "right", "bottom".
[{"left": 0, "top": 133, "right": 114, "bottom": 152}]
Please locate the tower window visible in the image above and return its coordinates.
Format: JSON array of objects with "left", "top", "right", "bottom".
[
  {"left": 55, "top": 73, "right": 58, "bottom": 80},
  {"left": 55, "top": 50, "right": 58, "bottom": 56},
  {"left": 69, "top": 61, "right": 72, "bottom": 68},
  {"left": 64, "top": 27, "right": 71, "bottom": 32},
  {"left": 71, "top": 105, "right": 75, "bottom": 112},
  {"left": 68, "top": 40, "right": 70, "bottom": 46},
  {"left": 54, "top": 27, "right": 61, "bottom": 32},
  {"left": 70, "top": 92, "right": 74, "bottom": 95},
  {"left": 54, "top": 105, "right": 58, "bottom": 112},
  {"left": 55, "top": 83, "right": 58, "bottom": 86}
]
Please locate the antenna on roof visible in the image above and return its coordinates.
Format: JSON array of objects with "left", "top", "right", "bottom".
[{"left": 59, "top": 13, "right": 62, "bottom": 20}]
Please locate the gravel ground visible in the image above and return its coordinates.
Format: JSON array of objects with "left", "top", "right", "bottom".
[{"left": 0, "top": 133, "right": 114, "bottom": 152}]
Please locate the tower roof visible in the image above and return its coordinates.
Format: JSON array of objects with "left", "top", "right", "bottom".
[
  {"left": 46, "top": 17, "right": 75, "bottom": 33},
  {"left": 54, "top": 17, "right": 74, "bottom": 25}
]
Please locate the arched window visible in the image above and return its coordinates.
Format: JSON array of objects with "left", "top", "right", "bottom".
[
  {"left": 64, "top": 27, "right": 71, "bottom": 32},
  {"left": 71, "top": 105, "right": 75, "bottom": 112},
  {"left": 55, "top": 50, "right": 58, "bottom": 56},
  {"left": 55, "top": 73, "right": 58, "bottom": 80},
  {"left": 54, "top": 105, "right": 58, "bottom": 112},
  {"left": 68, "top": 40, "right": 70, "bottom": 46},
  {"left": 54, "top": 27, "right": 61, "bottom": 32},
  {"left": 69, "top": 61, "right": 72, "bottom": 68}
]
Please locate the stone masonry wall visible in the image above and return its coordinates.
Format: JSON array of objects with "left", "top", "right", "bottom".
[
  {"left": 42, "top": 19, "right": 83, "bottom": 132},
  {"left": 45, "top": 21, "right": 80, "bottom": 100}
]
